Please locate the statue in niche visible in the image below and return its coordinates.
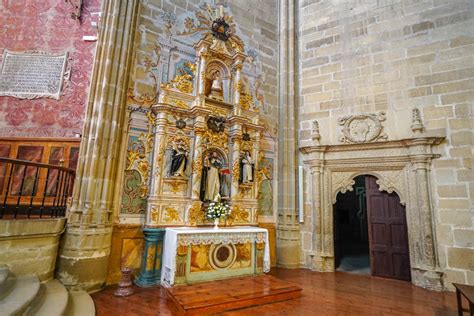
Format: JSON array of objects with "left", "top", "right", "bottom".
[
  {"left": 167, "top": 138, "right": 189, "bottom": 178},
  {"left": 240, "top": 151, "right": 254, "bottom": 184},
  {"left": 207, "top": 116, "right": 226, "bottom": 133},
  {"left": 208, "top": 70, "right": 224, "bottom": 101},
  {"left": 200, "top": 151, "right": 230, "bottom": 202}
]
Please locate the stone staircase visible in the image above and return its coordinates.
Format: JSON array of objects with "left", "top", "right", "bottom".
[{"left": 0, "top": 267, "right": 95, "bottom": 316}]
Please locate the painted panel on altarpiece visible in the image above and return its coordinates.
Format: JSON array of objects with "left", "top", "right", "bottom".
[
  {"left": 121, "top": 133, "right": 149, "bottom": 214},
  {"left": 257, "top": 157, "right": 274, "bottom": 216}
]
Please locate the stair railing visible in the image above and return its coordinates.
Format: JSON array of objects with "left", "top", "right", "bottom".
[{"left": 0, "top": 157, "right": 75, "bottom": 219}]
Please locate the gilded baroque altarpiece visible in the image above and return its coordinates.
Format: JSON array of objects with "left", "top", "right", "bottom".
[{"left": 120, "top": 4, "right": 276, "bottom": 229}]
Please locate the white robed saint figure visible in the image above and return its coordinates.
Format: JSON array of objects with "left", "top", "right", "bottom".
[
  {"left": 203, "top": 152, "right": 222, "bottom": 202},
  {"left": 240, "top": 151, "right": 254, "bottom": 183}
]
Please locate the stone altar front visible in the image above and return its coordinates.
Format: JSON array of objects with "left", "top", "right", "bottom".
[{"left": 161, "top": 227, "right": 269, "bottom": 287}]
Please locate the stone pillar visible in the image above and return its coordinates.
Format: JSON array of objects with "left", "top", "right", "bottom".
[
  {"left": 276, "top": 0, "right": 300, "bottom": 268},
  {"left": 57, "top": 0, "right": 139, "bottom": 291},
  {"left": 309, "top": 163, "right": 323, "bottom": 270},
  {"left": 409, "top": 139, "right": 442, "bottom": 290},
  {"left": 191, "top": 117, "right": 206, "bottom": 200},
  {"left": 135, "top": 228, "right": 165, "bottom": 287}
]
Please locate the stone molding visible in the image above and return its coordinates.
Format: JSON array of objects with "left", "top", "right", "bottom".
[{"left": 300, "top": 136, "right": 446, "bottom": 290}]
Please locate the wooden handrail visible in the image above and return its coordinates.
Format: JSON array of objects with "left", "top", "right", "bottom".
[
  {"left": 0, "top": 157, "right": 75, "bottom": 174},
  {"left": 0, "top": 157, "right": 75, "bottom": 219}
]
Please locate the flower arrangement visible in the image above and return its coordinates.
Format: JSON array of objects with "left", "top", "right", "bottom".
[{"left": 205, "top": 202, "right": 231, "bottom": 220}]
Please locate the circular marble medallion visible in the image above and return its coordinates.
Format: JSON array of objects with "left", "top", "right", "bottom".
[{"left": 209, "top": 243, "right": 237, "bottom": 270}]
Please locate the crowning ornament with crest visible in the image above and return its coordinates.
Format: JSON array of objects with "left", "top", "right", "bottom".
[{"left": 177, "top": 4, "right": 245, "bottom": 52}]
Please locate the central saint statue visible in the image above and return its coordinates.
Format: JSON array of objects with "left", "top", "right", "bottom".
[
  {"left": 202, "top": 152, "right": 223, "bottom": 202},
  {"left": 208, "top": 70, "right": 224, "bottom": 101}
]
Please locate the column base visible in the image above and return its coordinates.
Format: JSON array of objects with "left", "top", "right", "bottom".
[
  {"left": 135, "top": 227, "right": 165, "bottom": 287},
  {"left": 56, "top": 226, "right": 113, "bottom": 292},
  {"left": 412, "top": 268, "right": 444, "bottom": 291},
  {"left": 309, "top": 253, "right": 334, "bottom": 272}
]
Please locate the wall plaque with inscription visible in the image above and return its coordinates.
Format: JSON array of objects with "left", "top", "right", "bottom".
[{"left": 0, "top": 50, "right": 68, "bottom": 100}]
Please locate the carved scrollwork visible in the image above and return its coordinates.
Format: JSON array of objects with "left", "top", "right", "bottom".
[
  {"left": 163, "top": 206, "right": 182, "bottom": 222},
  {"left": 376, "top": 170, "right": 406, "bottom": 205},
  {"left": 227, "top": 205, "right": 250, "bottom": 225},
  {"left": 187, "top": 201, "right": 204, "bottom": 226},
  {"left": 331, "top": 172, "right": 356, "bottom": 203},
  {"left": 202, "top": 129, "right": 229, "bottom": 153},
  {"left": 150, "top": 206, "right": 159, "bottom": 224},
  {"left": 338, "top": 111, "right": 387, "bottom": 144},
  {"left": 170, "top": 62, "right": 195, "bottom": 94},
  {"left": 125, "top": 111, "right": 155, "bottom": 198}
]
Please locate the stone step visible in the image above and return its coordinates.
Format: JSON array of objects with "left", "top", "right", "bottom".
[
  {"left": 23, "top": 279, "right": 69, "bottom": 316},
  {"left": 64, "top": 290, "right": 96, "bottom": 316},
  {"left": 0, "top": 268, "right": 16, "bottom": 301},
  {"left": 0, "top": 276, "right": 40, "bottom": 316}
]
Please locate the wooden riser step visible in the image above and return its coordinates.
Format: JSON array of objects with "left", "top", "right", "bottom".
[{"left": 165, "top": 275, "right": 302, "bottom": 315}]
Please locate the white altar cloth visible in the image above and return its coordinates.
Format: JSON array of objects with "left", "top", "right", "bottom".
[{"left": 161, "top": 226, "right": 270, "bottom": 287}]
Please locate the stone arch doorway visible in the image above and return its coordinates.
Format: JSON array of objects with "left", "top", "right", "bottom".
[
  {"left": 301, "top": 138, "right": 445, "bottom": 289},
  {"left": 333, "top": 174, "right": 411, "bottom": 281}
]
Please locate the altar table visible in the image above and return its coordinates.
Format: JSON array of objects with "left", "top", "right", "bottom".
[{"left": 161, "top": 226, "right": 270, "bottom": 287}]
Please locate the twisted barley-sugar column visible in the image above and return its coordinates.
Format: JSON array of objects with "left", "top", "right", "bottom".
[{"left": 57, "top": 0, "right": 140, "bottom": 292}]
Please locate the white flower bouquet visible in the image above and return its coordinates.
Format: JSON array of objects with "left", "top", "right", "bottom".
[{"left": 205, "top": 202, "right": 231, "bottom": 220}]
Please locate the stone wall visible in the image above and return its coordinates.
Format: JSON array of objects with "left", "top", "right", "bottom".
[
  {"left": 297, "top": 0, "right": 474, "bottom": 288},
  {"left": 0, "top": 219, "right": 66, "bottom": 281},
  {"left": 0, "top": 0, "right": 100, "bottom": 137}
]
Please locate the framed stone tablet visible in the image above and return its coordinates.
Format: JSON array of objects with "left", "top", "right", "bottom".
[{"left": 0, "top": 50, "right": 68, "bottom": 100}]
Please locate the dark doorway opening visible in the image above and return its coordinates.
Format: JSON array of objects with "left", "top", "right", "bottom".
[
  {"left": 334, "top": 174, "right": 412, "bottom": 281},
  {"left": 334, "top": 175, "right": 370, "bottom": 275}
]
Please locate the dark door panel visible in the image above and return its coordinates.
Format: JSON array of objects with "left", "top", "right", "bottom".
[{"left": 366, "top": 175, "right": 411, "bottom": 281}]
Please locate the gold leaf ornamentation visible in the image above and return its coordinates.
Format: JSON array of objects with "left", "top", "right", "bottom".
[
  {"left": 170, "top": 61, "right": 196, "bottom": 94},
  {"left": 188, "top": 201, "right": 204, "bottom": 226},
  {"left": 192, "top": 153, "right": 203, "bottom": 177},
  {"left": 164, "top": 207, "right": 182, "bottom": 222},
  {"left": 202, "top": 129, "right": 228, "bottom": 153},
  {"left": 228, "top": 205, "right": 250, "bottom": 224},
  {"left": 150, "top": 207, "right": 159, "bottom": 223},
  {"left": 232, "top": 159, "right": 240, "bottom": 180},
  {"left": 168, "top": 180, "right": 184, "bottom": 193},
  {"left": 125, "top": 111, "right": 155, "bottom": 198}
]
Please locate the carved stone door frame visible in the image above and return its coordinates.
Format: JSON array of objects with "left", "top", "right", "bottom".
[{"left": 300, "top": 137, "right": 445, "bottom": 290}]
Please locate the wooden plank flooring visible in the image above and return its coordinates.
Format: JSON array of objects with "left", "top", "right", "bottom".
[
  {"left": 166, "top": 275, "right": 302, "bottom": 315},
  {"left": 92, "top": 268, "right": 457, "bottom": 315}
]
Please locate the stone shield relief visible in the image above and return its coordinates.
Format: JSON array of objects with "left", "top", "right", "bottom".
[{"left": 338, "top": 111, "right": 388, "bottom": 144}]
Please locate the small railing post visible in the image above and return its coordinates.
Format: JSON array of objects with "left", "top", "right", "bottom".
[
  {"left": 27, "top": 166, "right": 40, "bottom": 218},
  {"left": 1, "top": 164, "right": 14, "bottom": 219},
  {"left": 15, "top": 165, "right": 29, "bottom": 219}
]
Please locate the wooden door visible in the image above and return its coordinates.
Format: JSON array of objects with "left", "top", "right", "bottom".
[{"left": 365, "top": 175, "right": 411, "bottom": 281}]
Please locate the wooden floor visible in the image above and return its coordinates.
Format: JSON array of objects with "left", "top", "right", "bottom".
[{"left": 92, "top": 268, "right": 458, "bottom": 315}]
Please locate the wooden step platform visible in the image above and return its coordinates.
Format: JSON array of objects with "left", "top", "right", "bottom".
[{"left": 165, "top": 275, "right": 302, "bottom": 315}]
